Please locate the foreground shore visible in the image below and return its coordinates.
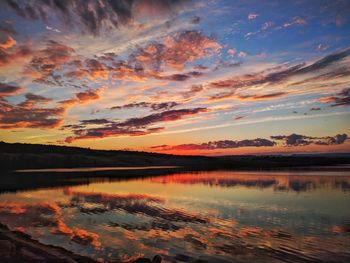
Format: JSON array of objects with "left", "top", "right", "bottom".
[
  {"left": 0, "top": 223, "right": 162, "bottom": 263},
  {"left": 0, "top": 223, "right": 97, "bottom": 262}
]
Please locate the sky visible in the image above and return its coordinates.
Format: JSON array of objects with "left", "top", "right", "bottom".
[{"left": 0, "top": 0, "right": 349, "bottom": 155}]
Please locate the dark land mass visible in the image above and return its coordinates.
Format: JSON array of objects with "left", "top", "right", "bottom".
[
  {"left": 1, "top": 141, "right": 350, "bottom": 170},
  {"left": 1, "top": 141, "right": 350, "bottom": 193},
  {"left": 0, "top": 142, "right": 350, "bottom": 262}
]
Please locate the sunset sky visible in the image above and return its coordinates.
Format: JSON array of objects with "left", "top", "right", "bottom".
[{"left": 0, "top": 0, "right": 349, "bottom": 155}]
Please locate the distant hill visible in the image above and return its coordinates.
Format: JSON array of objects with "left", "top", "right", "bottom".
[{"left": 0, "top": 141, "right": 349, "bottom": 170}]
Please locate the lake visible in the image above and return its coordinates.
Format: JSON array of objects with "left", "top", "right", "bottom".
[{"left": 0, "top": 170, "right": 350, "bottom": 262}]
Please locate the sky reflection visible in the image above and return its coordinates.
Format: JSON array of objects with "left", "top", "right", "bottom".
[{"left": 0, "top": 171, "right": 349, "bottom": 262}]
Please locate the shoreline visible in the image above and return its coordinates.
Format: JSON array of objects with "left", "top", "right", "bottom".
[
  {"left": 0, "top": 223, "right": 161, "bottom": 263},
  {"left": 0, "top": 223, "right": 97, "bottom": 263}
]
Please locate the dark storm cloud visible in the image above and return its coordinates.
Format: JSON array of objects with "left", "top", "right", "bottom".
[
  {"left": 4, "top": 0, "right": 188, "bottom": 35},
  {"left": 111, "top": 101, "right": 179, "bottom": 111}
]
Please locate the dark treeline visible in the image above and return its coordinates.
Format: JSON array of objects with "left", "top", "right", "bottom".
[{"left": 0, "top": 141, "right": 350, "bottom": 170}]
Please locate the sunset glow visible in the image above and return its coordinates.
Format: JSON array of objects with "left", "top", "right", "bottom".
[{"left": 0, "top": 0, "right": 349, "bottom": 155}]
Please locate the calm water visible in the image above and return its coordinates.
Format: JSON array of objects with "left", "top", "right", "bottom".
[{"left": 0, "top": 170, "right": 350, "bottom": 263}]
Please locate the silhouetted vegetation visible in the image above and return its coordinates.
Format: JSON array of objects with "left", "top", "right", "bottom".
[{"left": 1, "top": 141, "right": 349, "bottom": 171}]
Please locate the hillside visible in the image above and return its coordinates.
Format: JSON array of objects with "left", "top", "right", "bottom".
[{"left": 1, "top": 141, "right": 350, "bottom": 171}]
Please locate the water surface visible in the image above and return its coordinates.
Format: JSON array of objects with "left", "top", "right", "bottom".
[{"left": 0, "top": 170, "right": 349, "bottom": 262}]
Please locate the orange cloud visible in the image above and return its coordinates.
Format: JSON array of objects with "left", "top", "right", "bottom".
[
  {"left": 132, "top": 30, "right": 221, "bottom": 71},
  {"left": 0, "top": 89, "right": 99, "bottom": 129},
  {"left": 0, "top": 45, "right": 32, "bottom": 67},
  {"left": 76, "top": 89, "right": 101, "bottom": 104},
  {"left": 0, "top": 36, "right": 16, "bottom": 49},
  {"left": 319, "top": 88, "right": 350, "bottom": 107}
]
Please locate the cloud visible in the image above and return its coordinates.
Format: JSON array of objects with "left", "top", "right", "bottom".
[
  {"left": 227, "top": 48, "right": 236, "bottom": 57},
  {"left": 151, "top": 138, "right": 276, "bottom": 151},
  {"left": 0, "top": 45, "right": 32, "bottom": 67},
  {"left": 85, "top": 59, "right": 109, "bottom": 80},
  {"left": 190, "top": 16, "right": 201, "bottom": 24},
  {"left": 0, "top": 36, "right": 16, "bottom": 49},
  {"left": 157, "top": 72, "right": 202, "bottom": 81},
  {"left": 207, "top": 48, "right": 350, "bottom": 99},
  {"left": 59, "top": 33, "right": 213, "bottom": 84},
  {"left": 80, "top": 118, "right": 111, "bottom": 125},
  {"left": 0, "top": 99, "right": 64, "bottom": 129},
  {"left": 316, "top": 43, "right": 329, "bottom": 52},
  {"left": 0, "top": 88, "right": 91, "bottom": 129},
  {"left": 150, "top": 133, "right": 349, "bottom": 150},
  {"left": 271, "top": 133, "right": 348, "bottom": 146},
  {"left": 27, "top": 40, "right": 75, "bottom": 84},
  {"left": 76, "top": 89, "right": 101, "bottom": 104},
  {"left": 4, "top": 0, "right": 188, "bottom": 35},
  {"left": 111, "top": 101, "right": 179, "bottom": 111},
  {"left": 65, "top": 107, "right": 207, "bottom": 142},
  {"left": 246, "top": 16, "right": 306, "bottom": 39},
  {"left": 283, "top": 17, "right": 306, "bottom": 28},
  {"left": 208, "top": 91, "right": 287, "bottom": 102},
  {"left": 131, "top": 30, "right": 221, "bottom": 71},
  {"left": 17, "top": 93, "right": 52, "bottom": 109},
  {"left": 310, "top": 107, "right": 321, "bottom": 111},
  {"left": 119, "top": 107, "right": 207, "bottom": 127},
  {"left": 319, "top": 88, "right": 350, "bottom": 107},
  {"left": 45, "top": 25, "right": 61, "bottom": 33},
  {"left": 0, "top": 82, "right": 22, "bottom": 97},
  {"left": 208, "top": 91, "right": 235, "bottom": 101},
  {"left": 238, "top": 51, "right": 247, "bottom": 58},
  {"left": 181, "top": 84, "right": 203, "bottom": 99},
  {"left": 238, "top": 92, "right": 287, "bottom": 101},
  {"left": 248, "top": 13, "right": 258, "bottom": 20}
]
